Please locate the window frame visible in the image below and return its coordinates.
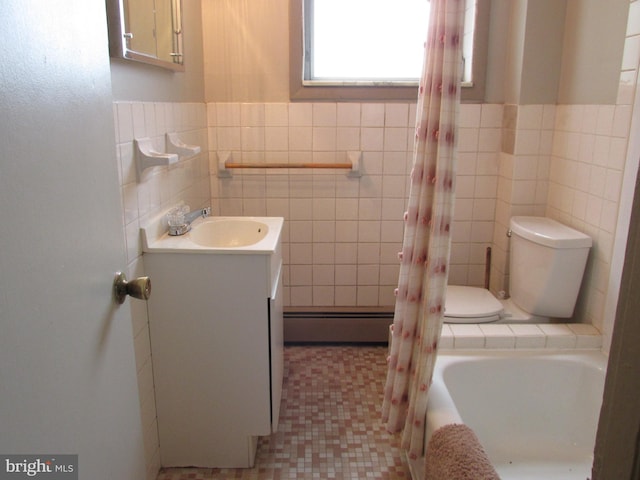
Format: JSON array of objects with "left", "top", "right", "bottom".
[{"left": 289, "top": 0, "right": 490, "bottom": 102}]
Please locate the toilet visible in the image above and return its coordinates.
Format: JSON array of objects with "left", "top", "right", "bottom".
[{"left": 444, "top": 216, "right": 592, "bottom": 324}]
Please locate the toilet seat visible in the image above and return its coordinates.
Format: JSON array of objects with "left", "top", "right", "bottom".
[{"left": 444, "top": 286, "right": 504, "bottom": 324}]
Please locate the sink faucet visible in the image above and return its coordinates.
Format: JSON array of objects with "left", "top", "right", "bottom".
[{"left": 168, "top": 206, "right": 211, "bottom": 236}]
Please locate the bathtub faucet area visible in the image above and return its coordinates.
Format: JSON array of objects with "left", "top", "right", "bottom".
[{"left": 167, "top": 205, "right": 211, "bottom": 236}]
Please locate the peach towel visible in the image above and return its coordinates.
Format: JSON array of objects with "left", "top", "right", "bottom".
[{"left": 424, "top": 423, "right": 500, "bottom": 480}]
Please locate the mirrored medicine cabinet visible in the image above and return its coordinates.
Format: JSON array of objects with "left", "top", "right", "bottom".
[{"left": 106, "top": 0, "right": 185, "bottom": 71}]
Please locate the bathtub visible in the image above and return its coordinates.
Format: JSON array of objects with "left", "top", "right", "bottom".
[{"left": 420, "top": 350, "right": 607, "bottom": 480}]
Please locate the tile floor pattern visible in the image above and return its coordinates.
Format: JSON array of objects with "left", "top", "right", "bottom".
[{"left": 157, "top": 345, "right": 410, "bottom": 479}]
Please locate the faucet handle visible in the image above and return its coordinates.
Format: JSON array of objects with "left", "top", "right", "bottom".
[{"left": 166, "top": 205, "right": 189, "bottom": 227}]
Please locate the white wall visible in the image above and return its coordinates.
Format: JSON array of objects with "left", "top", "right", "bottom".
[
  {"left": 559, "top": 0, "right": 629, "bottom": 104},
  {"left": 110, "top": 0, "right": 205, "bottom": 103}
]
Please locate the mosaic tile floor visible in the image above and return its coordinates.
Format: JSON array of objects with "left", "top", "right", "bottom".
[{"left": 157, "top": 345, "right": 410, "bottom": 480}]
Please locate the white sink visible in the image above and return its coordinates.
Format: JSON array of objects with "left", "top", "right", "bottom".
[
  {"left": 190, "top": 218, "right": 268, "bottom": 248},
  {"left": 141, "top": 214, "right": 283, "bottom": 254}
]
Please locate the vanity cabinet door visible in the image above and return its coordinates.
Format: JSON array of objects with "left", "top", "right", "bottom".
[
  {"left": 146, "top": 249, "right": 284, "bottom": 467},
  {"left": 269, "top": 265, "right": 284, "bottom": 431}
]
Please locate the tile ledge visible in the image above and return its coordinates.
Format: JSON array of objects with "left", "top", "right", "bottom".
[{"left": 439, "top": 323, "right": 602, "bottom": 351}]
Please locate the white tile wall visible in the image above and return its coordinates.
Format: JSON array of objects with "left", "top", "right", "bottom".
[
  {"left": 113, "top": 101, "right": 210, "bottom": 480},
  {"left": 490, "top": 104, "right": 555, "bottom": 295},
  {"left": 546, "top": 100, "right": 632, "bottom": 338},
  {"left": 208, "top": 102, "right": 504, "bottom": 307},
  {"left": 208, "top": 92, "right": 635, "bottom": 332}
]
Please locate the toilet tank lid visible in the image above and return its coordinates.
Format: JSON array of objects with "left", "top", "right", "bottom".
[{"left": 510, "top": 216, "right": 592, "bottom": 248}]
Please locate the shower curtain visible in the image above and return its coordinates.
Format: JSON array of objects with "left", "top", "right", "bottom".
[{"left": 382, "top": 0, "right": 464, "bottom": 459}]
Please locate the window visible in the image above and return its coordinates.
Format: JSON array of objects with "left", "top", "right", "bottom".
[
  {"left": 307, "top": 0, "right": 430, "bottom": 84},
  {"left": 289, "top": 0, "right": 489, "bottom": 101}
]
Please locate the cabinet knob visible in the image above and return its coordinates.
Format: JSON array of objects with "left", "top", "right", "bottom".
[{"left": 113, "top": 272, "right": 151, "bottom": 304}]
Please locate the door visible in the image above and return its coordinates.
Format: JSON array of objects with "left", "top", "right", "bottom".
[{"left": 0, "top": 1, "right": 145, "bottom": 479}]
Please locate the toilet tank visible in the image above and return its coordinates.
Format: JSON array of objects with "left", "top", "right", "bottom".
[{"left": 509, "top": 216, "right": 592, "bottom": 318}]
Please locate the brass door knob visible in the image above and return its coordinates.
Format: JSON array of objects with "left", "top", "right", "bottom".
[{"left": 113, "top": 272, "right": 151, "bottom": 304}]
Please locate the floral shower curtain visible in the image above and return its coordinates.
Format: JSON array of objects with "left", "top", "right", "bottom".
[{"left": 382, "top": 0, "right": 465, "bottom": 459}]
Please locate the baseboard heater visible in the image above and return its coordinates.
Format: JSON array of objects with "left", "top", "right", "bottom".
[{"left": 284, "top": 307, "right": 394, "bottom": 344}]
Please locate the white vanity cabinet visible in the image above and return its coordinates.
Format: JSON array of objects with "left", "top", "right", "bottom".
[{"left": 144, "top": 240, "right": 283, "bottom": 468}]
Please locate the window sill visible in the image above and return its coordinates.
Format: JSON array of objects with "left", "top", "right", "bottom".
[{"left": 290, "top": 81, "right": 477, "bottom": 103}]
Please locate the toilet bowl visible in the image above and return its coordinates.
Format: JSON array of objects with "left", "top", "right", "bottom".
[
  {"left": 444, "top": 216, "right": 592, "bottom": 324},
  {"left": 443, "top": 286, "right": 547, "bottom": 324},
  {"left": 444, "top": 285, "right": 503, "bottom": 324}
]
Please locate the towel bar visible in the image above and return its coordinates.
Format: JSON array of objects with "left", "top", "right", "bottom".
[
  {"left": 217, "top": 151, "right": 362, "bottom": 178},
  {"left": 225, "top": 162, "right": 351, "bottom": 169}
]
